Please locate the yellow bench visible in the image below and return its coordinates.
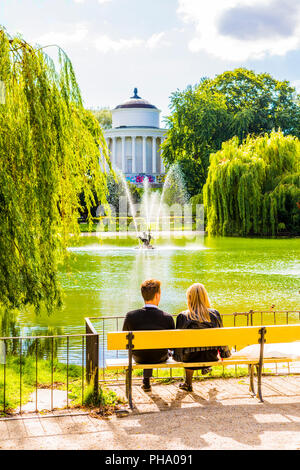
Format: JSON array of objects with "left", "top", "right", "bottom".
[{"left": 106, "top": 324, "right": 300, "bottom": 408}]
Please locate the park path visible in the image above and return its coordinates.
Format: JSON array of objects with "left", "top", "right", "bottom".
[{"left": 0, "top": 375, "right": 300, "bottom": 450}]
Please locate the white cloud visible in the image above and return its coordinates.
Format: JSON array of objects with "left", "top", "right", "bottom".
[
  {"left": 177, "top": 0, "right": 300, "bottom": 61},
  {"left": 35, "top": 23, "right": 89, "bottom": 46},
  {"left": 33, "top": 22, "right": 170, "bottom": 55},
  {"left": 94, "top": 35, "right": 143, "bottom": 53},
  {"left": 94, "top": 32, "right": 170, "bottom": 53},
  {"left": 146, "top": 32, "right": 171, "bottom": 49}
]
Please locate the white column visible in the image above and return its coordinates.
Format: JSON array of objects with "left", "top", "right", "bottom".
[
  {"left": 132, "top": 136, "right": 136, "bottom": 173},
  {"left": 152, "top": 136, "right": 156, "bottom": 174},
  {"left": 103, "top": 140, "right": 108, "bottom": 172},
  {"left": 111, "top": 137, "right": 116, "bottom": 167},
  {"left": 142, "top": 136, "right": 147, "bottom": 173},
  {"left": 160, "top": 137, "right": 165, "bottom": 173},
  {"left": 121, "top": 136, "right": 126, "bottom": 173},
  {"left": 100, "top": 145, "right": 105, "bottom": 172}
]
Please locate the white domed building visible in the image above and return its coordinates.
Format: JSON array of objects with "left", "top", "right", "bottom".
[{"left": 104, "top": 88, "right": 166, "bottom": 185}]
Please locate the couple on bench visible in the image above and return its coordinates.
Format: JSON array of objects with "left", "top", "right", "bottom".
[{"left": 123, "top": 279, "right": 231, "bottom": 392}]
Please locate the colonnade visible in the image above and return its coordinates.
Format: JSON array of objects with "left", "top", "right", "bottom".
[{"left": 107, "top": 135, "right": 165, "bottom": 174}]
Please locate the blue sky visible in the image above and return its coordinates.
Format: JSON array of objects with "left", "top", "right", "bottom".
[{"left": 2, "top": 0, "right": 300, "bottom": 123}]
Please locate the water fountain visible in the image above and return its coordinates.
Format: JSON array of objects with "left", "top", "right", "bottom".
[
  {"left": 115, "top": 170, "right": 139, "bottom": 238},
  {"left": 155, "top": 164, "right": 189, "bottom": 232},
  {"left": 116, "top": 163, "right": 189, "bottom": 249}
]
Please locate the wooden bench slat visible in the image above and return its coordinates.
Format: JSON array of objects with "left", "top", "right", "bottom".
[
  {"left": 264, "top": 326, "right": 300, "bottom": 344},
  {"left": 107, "top": 326, "right": 261, "bottom": 350},
  {"left": 105, "top": 356, "right": 300, "bottom": 370},
  {"left": 107, "top": 325, "right": 300, "bottom": 350}
]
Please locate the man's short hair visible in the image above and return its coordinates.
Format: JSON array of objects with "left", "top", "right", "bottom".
[{"left": 141, "top": 279, "right": 161, "bottom": 301}]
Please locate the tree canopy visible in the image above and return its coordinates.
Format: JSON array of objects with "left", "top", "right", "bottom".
[
  {"left": 203, "top": 131, "right": 300, "bottom": 236},
  {"left": 0, "top": 30, "right": 109, "bottom": 313},
  {"left": 161, "top": 82, "right": 229, "bottom": 196},
  {"left": 209, "top": 68, "right": 300, "bottom": 140},
  {"left": 162, "top": 68, "right": 300, "bottom": 196},
  {"left": 90, "top": 108, "right": 112, "bottom": 130}
]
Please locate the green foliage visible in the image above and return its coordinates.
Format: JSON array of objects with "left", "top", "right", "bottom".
[
  {"left": 162, "top": 83, "right": 229, "bottom": 196},
  {"left": 0, "top": 306, "right": 19, "bottom": 338},
  {"left": 106, "top": 173, "right": 141, "bottom": 212},
  {"left": 162, "top": 68, "right": 300, "bottom": 196},
  {"left": 90, "top": 107, "right": 112, "bottom": 130},
  {"left": 81, "top": 383, "right": 121, "bottom": 408},
  {"left": 176, "top": 158, "right": 205, "bottom": 199},
  {"left": 0, "top": 30, "right": 109, "bottom": 313},
  {"left": 210, "top": 68, "right": 300, "bottom": 140},
  {"left": 203, "top": 131, "right": 300, "bottom": 236}
]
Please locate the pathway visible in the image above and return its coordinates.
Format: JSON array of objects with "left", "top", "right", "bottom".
[{"left": 0, "top": 375, "right": 300, "bottom": 450}]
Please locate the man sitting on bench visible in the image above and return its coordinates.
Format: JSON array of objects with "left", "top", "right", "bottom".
[{"left": 122, "top": 279, "right": 175, "bottom": 392}]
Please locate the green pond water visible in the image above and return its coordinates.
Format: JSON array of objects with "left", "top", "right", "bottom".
[{"left": 18, "top": 234, "right": 299, "bottom": 338}]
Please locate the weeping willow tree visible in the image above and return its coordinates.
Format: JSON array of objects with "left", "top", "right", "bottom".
[
  {"left": 0, "top": 30, "right": 110, "bottom": 313},
  {"left": 203, "top": 131, "right": 300, "bottom": 236}
]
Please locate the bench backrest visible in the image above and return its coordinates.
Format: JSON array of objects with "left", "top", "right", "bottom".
[{"left": 107, "top": 324, "right": 300, "bottom": 351}]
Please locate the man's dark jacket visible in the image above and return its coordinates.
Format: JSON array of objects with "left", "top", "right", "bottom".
[{"left": 122, "top": 306, "right": 175, "bottom": 363}]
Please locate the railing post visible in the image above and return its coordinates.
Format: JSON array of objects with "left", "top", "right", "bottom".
[
  {"left": 126, "top": 332, "right": 134, "bottom": 409},
  {"left": 3, "top": 339, "right": 6, "bottom": 414},
  {"left": 85, "top": 318, "right": 99, "bottom": 397}
]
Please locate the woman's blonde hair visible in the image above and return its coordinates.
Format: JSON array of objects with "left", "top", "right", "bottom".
[{"left": 185, "top": 283, "right": 211, "bottom": 322}]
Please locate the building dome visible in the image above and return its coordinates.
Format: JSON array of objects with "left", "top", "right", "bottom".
[
  {"left": 115, "top": 88, "right": 157, "bottom": 110},
  {"left": 112, "top": 88, "right": 160, "bottom": 128}
]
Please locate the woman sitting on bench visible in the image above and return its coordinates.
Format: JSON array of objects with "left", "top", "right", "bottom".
[{"left": 174, "top": 283, "right": 231, "bottom": 392}]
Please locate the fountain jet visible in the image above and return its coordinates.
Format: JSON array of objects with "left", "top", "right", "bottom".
[{"left": 115, "top": 163, "right": 189, "bottom": 249}]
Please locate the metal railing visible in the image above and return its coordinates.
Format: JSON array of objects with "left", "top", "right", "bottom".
[
  {"left": 0, "top": 332, "right": 97, "bottom": 415},
  {"left": 1, "top": 310, "right": 299, "bottom": 414}
]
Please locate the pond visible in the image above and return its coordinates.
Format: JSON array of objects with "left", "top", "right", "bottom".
[{"left": 17, "top": 234, "right": 299, "bottom": 336}]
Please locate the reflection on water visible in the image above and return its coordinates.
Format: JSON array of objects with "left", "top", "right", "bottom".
[{"left": 68, "top": 245, "right": 209, "bottom": 252}]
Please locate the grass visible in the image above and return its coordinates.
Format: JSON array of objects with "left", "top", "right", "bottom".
[{"left": 0, "top": 355, "right": 121, "bottom": 415}]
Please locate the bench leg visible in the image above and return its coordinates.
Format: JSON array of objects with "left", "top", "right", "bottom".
[
  {"left": 126, "top": 332, "right": 134, "bottom": 409},
  {"left": 249, "top": 365, "right": 255, "bottom": 396},
  {"left": 125, "top": 369, "right": 129, "bottom": 399},
  {"left": 248, "top": 364, "right": 264, "bottom": 402},
  {"left": 128, "top": 367, "right": 133, "bottom": 409},
  {"left": 256, "top": 327, "right": 266, "bottom": 403},
  {"left": 256, "top": 364, "right": 264, "bottom": 403}
]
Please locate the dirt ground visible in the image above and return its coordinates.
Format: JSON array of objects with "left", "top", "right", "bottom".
[{"left": 1, "top": 375, "right": 300, "bottom": 450}]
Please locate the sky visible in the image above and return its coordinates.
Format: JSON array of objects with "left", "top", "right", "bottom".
[{"left": 2, "top": 0, "right": 300, "bottom": 123}]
